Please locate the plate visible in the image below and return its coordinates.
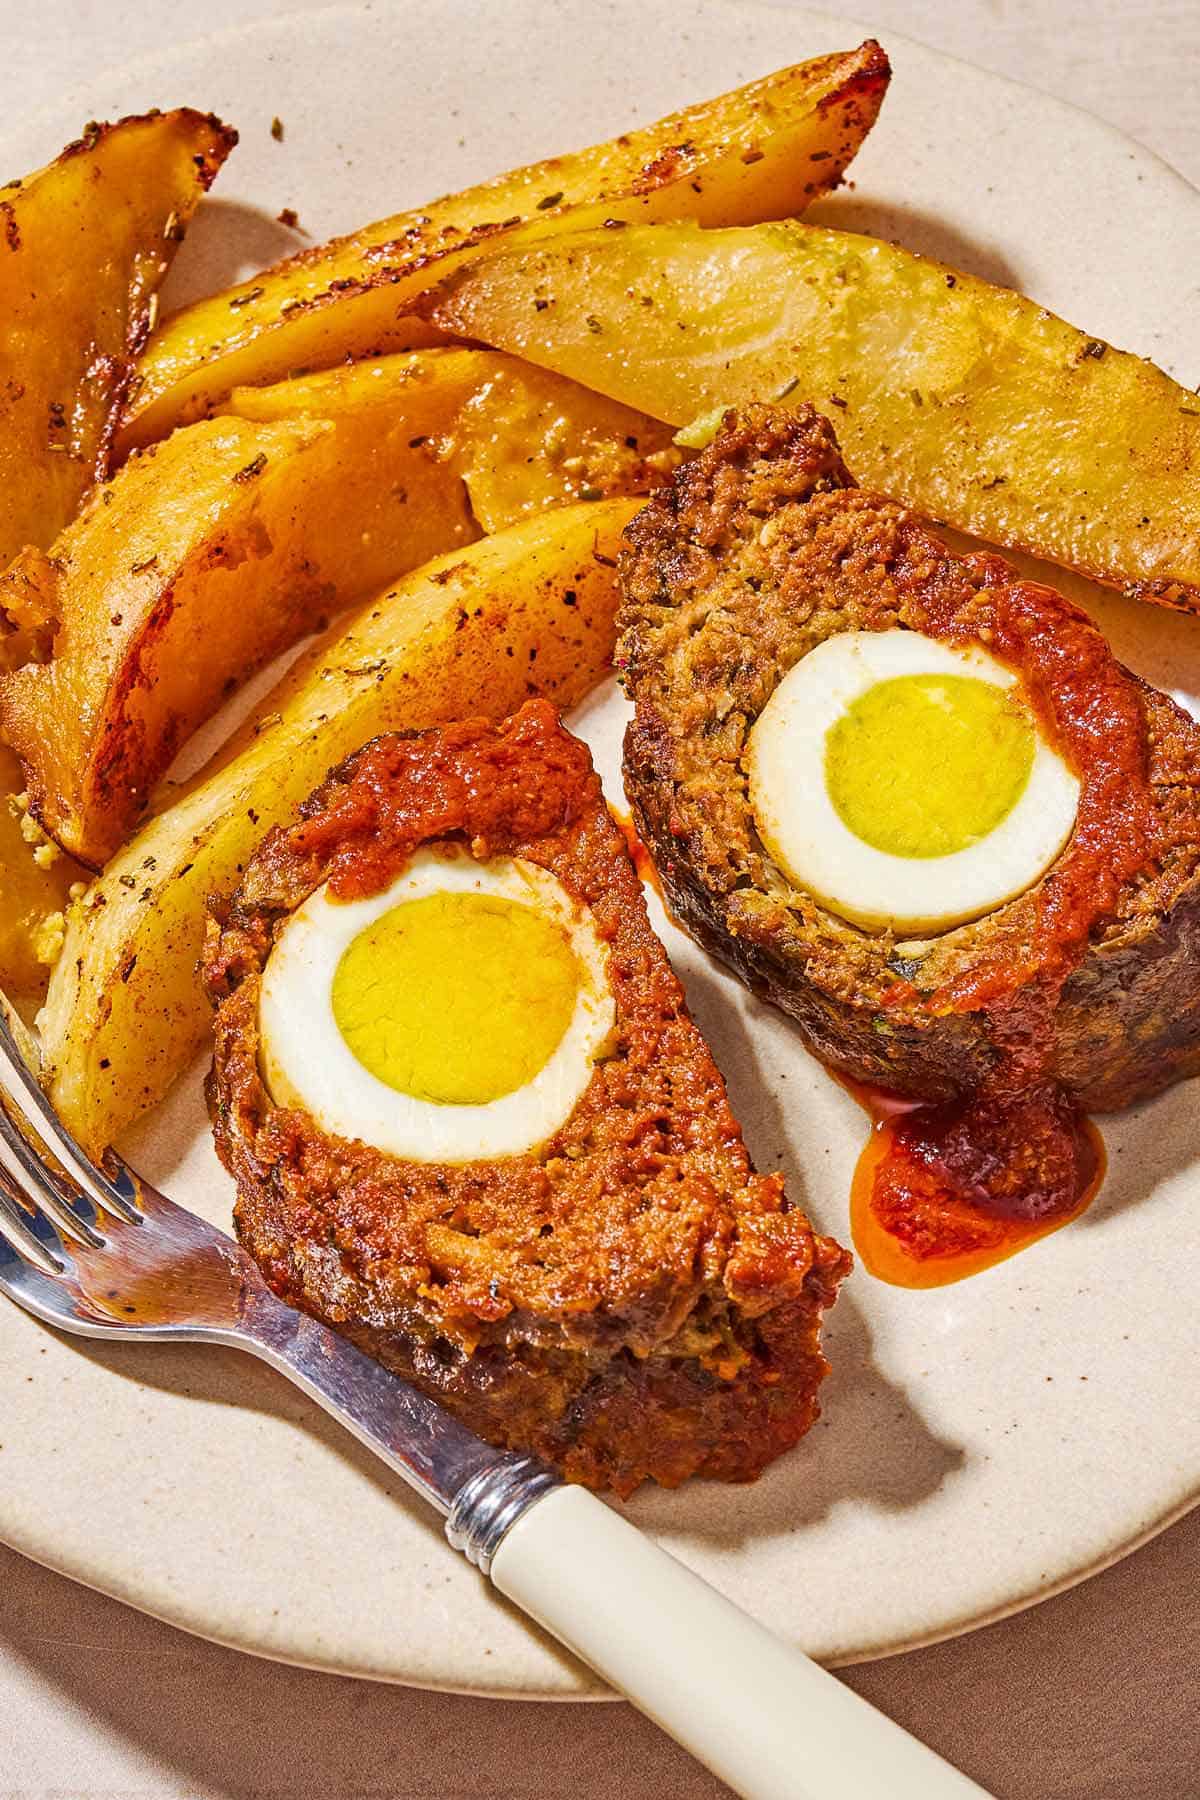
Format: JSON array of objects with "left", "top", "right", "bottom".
[{"left": 1, "top": 0, "right": 1198, "bottom": 1699}]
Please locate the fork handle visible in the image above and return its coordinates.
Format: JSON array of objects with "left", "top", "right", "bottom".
[{"left": 491, "top": 1485, "right": 989, "bottom": 1800}]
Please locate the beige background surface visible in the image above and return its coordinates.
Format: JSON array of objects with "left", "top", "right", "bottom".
[{"left": 3, "top": 2, "right": 1199, "bottom": 1796}]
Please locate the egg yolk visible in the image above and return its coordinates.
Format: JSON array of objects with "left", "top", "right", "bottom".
[
  {"left": 330, "top": 891, "right": 580, "bottom": 1106},
  {"left": 825, "top": 674, "right": 1035, "bottom": 859}
]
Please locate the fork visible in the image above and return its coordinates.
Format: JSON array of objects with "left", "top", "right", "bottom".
[{"left": 0, "top": 1008, "right": 986, "bottom": 1800}]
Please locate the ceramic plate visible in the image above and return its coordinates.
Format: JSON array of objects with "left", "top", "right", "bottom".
[{"left": 1, "top": 0, "right": 1198, "bottom": 1699}]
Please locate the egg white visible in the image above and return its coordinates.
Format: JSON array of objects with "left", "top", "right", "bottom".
[
  {"left": 746, "top": 630, "right": 1081, "bottom": 935},
  {"left": 258, "top": 847, "right": 617, "bottom": 1161}
]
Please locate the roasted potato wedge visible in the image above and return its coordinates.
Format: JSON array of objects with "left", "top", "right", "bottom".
[
  {"left": 40, "top": 499, "right": 638, "bottom": 1154},
  {"left": 427, "top": 218, "right": 1200, "bottom": 611},
  {"left": 0, "top": 348, "right": 673, "bottom": 868},
  {"left": 0, "top": 109, "right": 236, "bottom": 568},
  {"left": 2, "top": 414, "right": 338, "bottom": 868},
  {"left": 0, "top": 397, "right": 475, "bottom": 870},
  {"left": 0, "top": 747, "right": 88, "bottom": 1016},
  {"left": 222, "top": 351, "right": 680, "bottom": 531},
  {"left": 117, "top": 43, "right": 890, "bottom": 449}
]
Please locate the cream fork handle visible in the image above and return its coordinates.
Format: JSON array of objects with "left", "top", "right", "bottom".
[{"left": 492, "top": 1485, "right": 989, "bottom": 1800}]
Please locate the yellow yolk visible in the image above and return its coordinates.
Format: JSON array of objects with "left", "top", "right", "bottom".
[
  {"left": 825, "top": 673, "right": 1036, "bottom": 859},
  {"left": 746, "top": 630, "right": 1081, "bottom": 935},
  {"left": 259, "top": 848, "right": 617, "bottom": 1162},
  {"left": 331, "top": 891, "right": 580, "bottom": 1106}
]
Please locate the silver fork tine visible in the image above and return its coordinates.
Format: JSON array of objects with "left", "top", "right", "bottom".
[
  {"left": 0, "top": 1159, "right": 69, "bottom": 1274},
  {"left": 0, "top": 1088, "right": 104, "bottom": 1247},
  {"left": 0, "top": 1219, "right": 140, "bottom": 1344},
  {"left": 0, "top": 1006, "right": 141, "bottom": 1223},
  {"left": 0, "top": 1220, "right": 74, "bottom": 1311}
]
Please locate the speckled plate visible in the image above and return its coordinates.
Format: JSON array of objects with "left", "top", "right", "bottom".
[{"left": 1, "top": 0, "right": 1198, "bottom": 1699}]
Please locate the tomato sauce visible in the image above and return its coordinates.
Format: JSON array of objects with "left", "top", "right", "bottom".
[
  {"left": 906, "top": 554, "right": 1165, "bottom": 1015},
  {"left": 846, "top": 556, "right": 1164, "bottom": 1284},
  {"left": 289, "top": 567, "right": 1179, "bottom": 1292},
  {"left": 840, "top": 1075, "right": 1105, "bottom": 1288},
  {"left": 612, "top": 808, "right": 665, "bottom": 902},
  {"left": 289, "top": 702, "right": 597, "bottom": 900}
]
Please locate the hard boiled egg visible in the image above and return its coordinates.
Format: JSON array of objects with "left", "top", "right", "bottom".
[
  {"left": 259, "top": 846, "right": 616, "bottom": 1161},
  {"left": 746, "top": 630, "right": 1079, "bottom": 935}
]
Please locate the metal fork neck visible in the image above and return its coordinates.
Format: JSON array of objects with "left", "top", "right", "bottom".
[{"left": 240, "top": 1294, "right": 562, "bottom": 1563}]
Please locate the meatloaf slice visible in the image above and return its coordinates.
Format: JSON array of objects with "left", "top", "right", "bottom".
[
  {"left": 203, "top": 700, "right": 849, "bottom": 1495},
  {"left": 618, "top": 405, "right": 1200, "bottom": 1114}
]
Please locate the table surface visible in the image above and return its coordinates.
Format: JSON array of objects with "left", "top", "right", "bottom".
[{"left": 3, "top": 2, "right": 1199, "bottom": 1796}]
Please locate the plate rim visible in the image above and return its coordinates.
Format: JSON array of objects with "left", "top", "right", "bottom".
[{"left": 1, "top": 0, "right": 1197, "bottom": 1698}]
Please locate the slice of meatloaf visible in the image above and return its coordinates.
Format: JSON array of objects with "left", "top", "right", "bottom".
[
  {"left": 202, "top": 700, "right": 849, "bottom": 1495},
  {"left": 618, "top": 404, "right": 1200, "bottom": 1113}
]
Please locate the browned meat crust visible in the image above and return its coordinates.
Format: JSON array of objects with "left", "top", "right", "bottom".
[
  {"left": 618, "top": 406, "right": 1200, "bottom": 1113},
  {"left": 203, "top": 701, "right": 849, "bottom": 1495}
]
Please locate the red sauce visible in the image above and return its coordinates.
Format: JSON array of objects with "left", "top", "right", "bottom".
[
  {"left": 841, "top": 1076, "right": 1105, "bottom": 1288},
  {"left": 846, "top": 554, "right": 1172, "bottom": 1283},
  {"left": 287, "top": 577, "right": 1173, "bottom": 1291},
  {"left": 289, "top": 701, "right": 597, "bottom": 900},
  {"left": 612, "top": 808, "right": 665, "bottom": 902},
  {"left": 901, "top": 554, "right": 1166, "bottom": 1013}
]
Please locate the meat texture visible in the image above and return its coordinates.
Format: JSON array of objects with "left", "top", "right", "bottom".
[
  {"left": 203, "top": 701, "right": 849, "bottom": 1495},
  {"left": 618, "top": 406, "right": 1200, "bottom": 1113}
]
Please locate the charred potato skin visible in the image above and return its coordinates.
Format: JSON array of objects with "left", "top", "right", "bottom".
[
  {"left": 0, "top": 415, "right": 348, "bottom": 869},
  {"left": 618, "top": 407, "right": 1200, "bottom": 1116},
  {"left": 0, "top": 109, "right": 236, "bottom": 568}
]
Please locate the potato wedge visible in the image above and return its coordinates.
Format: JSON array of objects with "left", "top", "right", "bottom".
[
  {"left": 0, "top": 110, "right": 236, "bottom": 568},
  {"left": 0, "top": 392, "right": 476, "bottom": 869},
  {"left": 40, "top": 499, "right": 638, "bottom": 1154},
  {"left": 427, "top": 218, "right": 1200, "bottom": 611},
  {"left": 117, "top": 42, "right": 890, "bottom": 450},
  {"left": 0, "top": 748, "right": 88, "bottom": 1016},
  {"left": 222, "top": 351, "right": 680, "bottom": 531},
  {"left": 0, "top": 348, "right": 673, "bottom": 868}
]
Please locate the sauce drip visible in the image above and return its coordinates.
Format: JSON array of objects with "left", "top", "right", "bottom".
[
  {"left": 613, "top": 808, "right": 665, "bottom": 902},
  {"left": 840, "top": 1074, "right": 1105, "bottom": 1287},
  {"left": 852, "top": 554, "right": 1171, "bottom": 1282}
]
